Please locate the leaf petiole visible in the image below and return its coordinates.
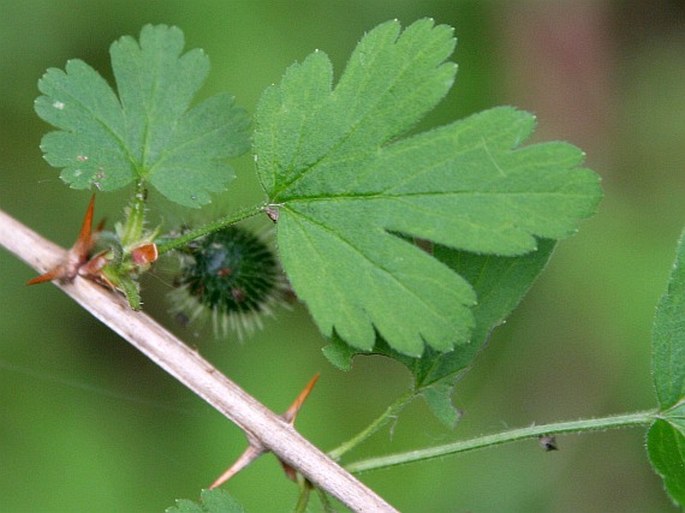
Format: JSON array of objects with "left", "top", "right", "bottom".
[
  {"left": 118, "top": 180, "right": 148, "bottom": 247},
  {"left": 344, "top": 409, "right": 658, "bottom": 474},
  {"left": 293, "top": 477, "right": 312, "bottom": 513},
  {"left": 155, "top": 203, "right": 266, "bottom": 256}
]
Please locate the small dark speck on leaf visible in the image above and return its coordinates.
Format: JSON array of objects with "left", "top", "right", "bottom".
[
  {"left": 265, "top": 206, "right": 279, "bottom": 223},
  {"left": 538, "top": 435, "right": 558, "bottom": 451}
]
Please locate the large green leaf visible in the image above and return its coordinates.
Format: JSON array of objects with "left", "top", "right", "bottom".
[
  {"left": 255, "top": 19, "right": 601, "bottom": 357},
  {"left": 35, "top": 24, "right": 249, "bottom": 207},
  {"left": 647, "top": 419, "right": 685, "bottom": 507},
  {"left": 652, "top": 228, "right": 685, "bottom": 409}
]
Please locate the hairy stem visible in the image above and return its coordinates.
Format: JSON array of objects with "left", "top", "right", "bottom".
[
  {"left": 329, "top": 391, "right": 415, "bottom": 461},
  {"left": 155, "top": 203, "right": 265, "bottom": 255},
  {"left": 345, "top": 409, "right": 657, "bottom": 474}
]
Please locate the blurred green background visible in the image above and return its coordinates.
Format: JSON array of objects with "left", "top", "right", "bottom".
[{"left": 1, "top": 1, "right": 684, "bottom": 512}]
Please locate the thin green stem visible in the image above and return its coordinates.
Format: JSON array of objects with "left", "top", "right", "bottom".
[
  {"left": 345, "top": 409, "right": 658, "bottom": 474},
  {"left": 292, "top": 478, "right": 312, "bottom": 513},
  {"left": 156, "top": 203, "right": 265, "bottom": 255},
  {"left": 315, "top": 488, "right": 336, "bottom": 513},
  {"left": 328, "top": 391, "right": 415, "bottom": 461}
]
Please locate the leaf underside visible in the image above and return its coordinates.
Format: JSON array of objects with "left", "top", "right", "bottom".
[
  {"left": 35, "top": 24, "right": 250, "bottom": 207},
  {"left": 255, "top": 18, "right": 601, "bottom": 357}
]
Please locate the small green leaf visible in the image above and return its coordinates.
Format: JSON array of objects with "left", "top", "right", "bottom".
[
  {"left": 647, "top": 419, "right": 685, "bottom": 507},
  {"left": 35, "top": 24, "right": 249, "bottom": 207},
  {"left": 652, "top": 228, "right": 685, "bottom": 410},
  {"left": 421, "top": 383, "right": 461, "bottom": 428},
  {"left": 255, "top": 19, "right": 601, "bottom": 356},
  {"left": 166, "top": 489, "right": 246, "bottom": 513},
  {"left": 321, "top": 334, "right": 359, "bottom": 371}
]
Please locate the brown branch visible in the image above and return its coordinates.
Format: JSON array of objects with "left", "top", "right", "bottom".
[{"left": 0, "top": 207, "right": 398, "bottom": 513}]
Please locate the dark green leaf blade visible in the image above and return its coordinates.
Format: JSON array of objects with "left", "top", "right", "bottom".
[
  {"left": 323, "top": 241, "right": 555, "bottom": 426},
  {"left": 647, "top": 419, "right": 685, "bottom": 507},
  {"left": 410, "top": 240, "right": 555, "bottom": 425},
  {"left": 653, "top": 228, "right": 685, "bottom": 409},
  {"left": 35, "top": 24, "right": 250, "bottom": 206},
  {"left": 256, "top": 19, "right": 601, "bottom": 356},
  {"left": 166, "top": 489, "right": 246, "bottom": 513},
  {"left": 418, "top": 238, "right": 557, "bottom": 387}
]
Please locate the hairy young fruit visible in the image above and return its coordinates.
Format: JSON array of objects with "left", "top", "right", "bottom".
[{"left": 170, "top": 225, "right": 286, "bottom": 339}]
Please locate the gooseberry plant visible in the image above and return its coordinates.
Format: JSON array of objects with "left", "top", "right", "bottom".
[{"left": 1, "top": 19, "right": 683, "bottom": 512}]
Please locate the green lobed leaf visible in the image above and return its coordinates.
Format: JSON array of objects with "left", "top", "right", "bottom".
[
  {"left": 35, "top": 24, "right": 250, "bottom": 207},
  {"left": 255, "top": 19, "right": 601, "bottom": 357},
  {"left": 166, "top": 489, "right": 246, "bottom": 513},
  {"left": 420, "top": 382, "right": 461, "bottom": 428},
  {"left": 652, "top": 228, "right": 685, "bottom": 410},
  {"left": 647, "top": 419, "right": 685, "bottom": 507}
]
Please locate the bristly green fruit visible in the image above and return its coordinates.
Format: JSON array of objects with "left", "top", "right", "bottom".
[{"left": 170, "top": 226, "right": 287, "bottom": 339}]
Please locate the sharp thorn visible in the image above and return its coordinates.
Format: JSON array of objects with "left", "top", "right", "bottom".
[{"left": 209, "top": 444, "right": 265, "bottom": 489}]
